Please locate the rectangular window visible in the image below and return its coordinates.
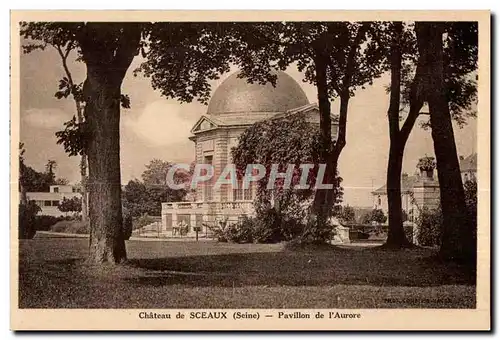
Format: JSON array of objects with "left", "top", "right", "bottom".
[
  {"left": 165, "top": 214, "right": 172, "bottom": 230},
  {"left": 195, "top": 214, "right": 203, "bottom": 232},
  {"left": 44, "top": 200, "right": 52, "bottom": 207},
  {"left": 52, "top": 200, "right": 59, "bottom": 207},
  {"left": 195, "top": 214, "right": 203, "bottom": 228},
  {"left": 205, "top": 185, "right": 213, "bottom": 201},
  {"left": 243, "top": 184, "right": 253, "bottom": 201},
  {"left": 233, "top": 181, "right": 243, "bottom": 201},
  {"left": 203, "top": 155, "right": 213, "bottom": 201},
  {"left": 53, "top": 187, "right": 59, "bottom": 193}
]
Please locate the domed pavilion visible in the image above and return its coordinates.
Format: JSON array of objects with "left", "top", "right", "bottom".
[{"left": 161, "top": 70, "right": 339, "bottom": 236}]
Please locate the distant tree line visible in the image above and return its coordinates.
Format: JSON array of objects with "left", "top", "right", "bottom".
[
  {"left": 122, "top": 159, "right": 192, "bottom": 218},
  {"left": 19, "top": 143, "right": 69, "bottom": 195}
]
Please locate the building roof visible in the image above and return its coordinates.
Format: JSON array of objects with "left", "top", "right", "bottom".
[
  {"left": 191, "top": 102, "right": 337, "bottom": 134},
  {"left": 372, "top": 152, "right": 477, "bottom": 196},
  {"left": 206, "top": 70, "right": 309, "bottom": 116},
  {"left": 208, "top": 114, "right": 274, "bottom": 127},
  {"left": 460, "top": 153, "right": 477, "bottom": 172},
  {"left": 26, "top": 192, "right": 61, "bottom": 200},
  {"left": 371, "top": 175, "right": 420, "bottom": 196},
  {"left": 26, "top": 192, "right": 81, "bottom": 200}
]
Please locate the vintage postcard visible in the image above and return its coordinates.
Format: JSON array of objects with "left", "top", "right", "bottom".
[{"left": 10, "top": 10, "right": 490, "bottom": 331}]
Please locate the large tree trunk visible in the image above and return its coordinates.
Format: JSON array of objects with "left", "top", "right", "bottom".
[
  {"left": 384, "top": 22, "right": 411, "bottom": 248},
  {"left": 84, "top": 68, "right": 126, "bottom": 264},
  {"left": 311, "top": 52, "right": 334, "bottom": 221},
  {"left": 79, "top": 23, "right": 141, "bottom": 264},
  {"left": 313, "top": 23, "right": 368, "bottom": 221},
  {"left": 385, "top": 145, "right": 411, "bottom": 246},
  {"left": 416, "top": 22, "right": 475, "bottom": 262}
]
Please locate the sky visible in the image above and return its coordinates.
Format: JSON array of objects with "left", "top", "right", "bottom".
[{"left": 19, "top": 45, "right": 477, "bottom": 208}]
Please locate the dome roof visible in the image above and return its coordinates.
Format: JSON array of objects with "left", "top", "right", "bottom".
[{"left": 207, "top": 70, "right": 309, "bottom": 116}]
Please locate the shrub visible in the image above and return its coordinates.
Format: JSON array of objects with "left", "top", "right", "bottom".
[
  {"left": 361, "top": 208, "right": 387, "bottom": 224},
  {"left": 209, "top": 214, "right": 285, "bottom": 244},
  {"left": 208, "top": 218, "right": 230, "bottom": 242},
  {"left": 65, "top": 221, "right": 89, "bottom": 234},
  {"left": 34, "top": 215, "right": 64, "bottom": 231},
  {"left": 251, "top": 192, "right": 310, "bottom": 244},
  {"left": 416, "top": 207, "right": 442, "bottom": 246},
  {"left": 464, "top": 180, "right": 477, "bottom": 246},
  {"left": 132, "top": 214, "right": 158, "bottom": 230},
  {"left": 296, "top": 214, "right": 335, "bottom": 245},
  {"left": 19, "top": 201, "right": 40, "bottom": 239},
  {"left": 403, "top": 224, "right": 414, "bottom": 244},
  {"left": 224, "top": 219, "right": 254, "bottom": 244},
  {"left": 123, "top": 211, "right": 133, "bottom": 240},
  {"left": 209, "top": 202, "right": 336, "bottom": 245},
  {"left": 49, "top": 213, "right": 132, "bottom": 240},
  {"left": 252, "top": 208, "right": 283, "bottom": 243},
  {"left": 50, "top": 220, "right": 89, "bottom": 234}
]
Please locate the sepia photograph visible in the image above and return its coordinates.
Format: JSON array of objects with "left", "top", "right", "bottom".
[{"left": 10, "top": 10, "right": 490, "bottom": 331}]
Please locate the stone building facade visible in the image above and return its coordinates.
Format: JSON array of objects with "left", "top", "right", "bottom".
[
  {"left": 161, "top": 70, "right": 339, "bottom": 236},
  {"left": 371, "top": 153, "right": 477, "bottom": 222}
]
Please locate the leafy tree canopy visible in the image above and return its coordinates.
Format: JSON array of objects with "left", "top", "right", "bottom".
[
  {"left": 380, "top": 22, "right": 479, "bottom": 127},
  {"left": 230, "top": 22, "right": 386, "bottom": 98},
  {"left": 231, "top": 113, "right": 343, "bottom": 207}
]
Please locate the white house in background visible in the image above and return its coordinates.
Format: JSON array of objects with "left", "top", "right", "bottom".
[
  {"left": 371, "top": 153, "right": 477, "bottom": 222},
  {"left": 372, "top": 171, "right": 440, "bottom": 223},
  {"left": 26, "top": 185, "right": 81, "bottom": 217},
  {"left": 459, "top": 153, "right": 477, "bottom": 183},
  {"left": 161, "top": 70, "right": 339, "bottom": 237}
]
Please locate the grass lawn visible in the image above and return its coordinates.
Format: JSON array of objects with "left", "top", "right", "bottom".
[{"left": 18, "top": 237, "right": 476, "bottom": 309}]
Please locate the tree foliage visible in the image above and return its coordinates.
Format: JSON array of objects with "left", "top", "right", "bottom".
[
  {"left": 413, "top": 22, "right": 476, "bottom": 262},
  {"left": 123, "top": 159, "right": 190, "bottom": 217},
  {"left": 141, "top": 158, "right": 191, "bottom": 186},
  {"left": 391, "top": 22, "right": 478, "bottom": 128},
  {"left": 58, "top": 196, "right": 83, "bottom": 214},
  {"left": 228, "top": 22, "right": 386, "bottom": 221},
  {"left": 20, "top": 22, "right": 243, "bottom": 264},
  {"left": 232, "top": 113, "right": 343, "bottom": 243},
  {"left": 362, "top": 208, "right": 387, "bottom": 225},
  {"left": 416, "top": 207, "right": 442, "bottom": 246},
  {"left": 231, "top": 22, "right": 386, "bottom": 97},
  {"left": 135, "top": 23, "right": 241, "bottom": 104},
  {"left": 232, "top": 113, "right": 343, "bottom": 203},
  {"left": 19, "top": 201, "right": 41, "bottom": 239},
  {"left": 19, "top": 145, "right": 65, "bottom": 193},
  {"left": 21, "top": 22, "right": 136, "bottom": 158},
  {"left": 380, "top": 21, "right": 477, "bottom": 249},
  {"left": 338, "top": 205, "right": 356, "bottom": 224},
  {"left": 464, "top": 179, "right": 477, "bottom": 242}
]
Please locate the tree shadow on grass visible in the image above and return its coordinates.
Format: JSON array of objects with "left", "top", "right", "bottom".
[{"left": 125, "top": 247, "right": 476, "bottom": 288}]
